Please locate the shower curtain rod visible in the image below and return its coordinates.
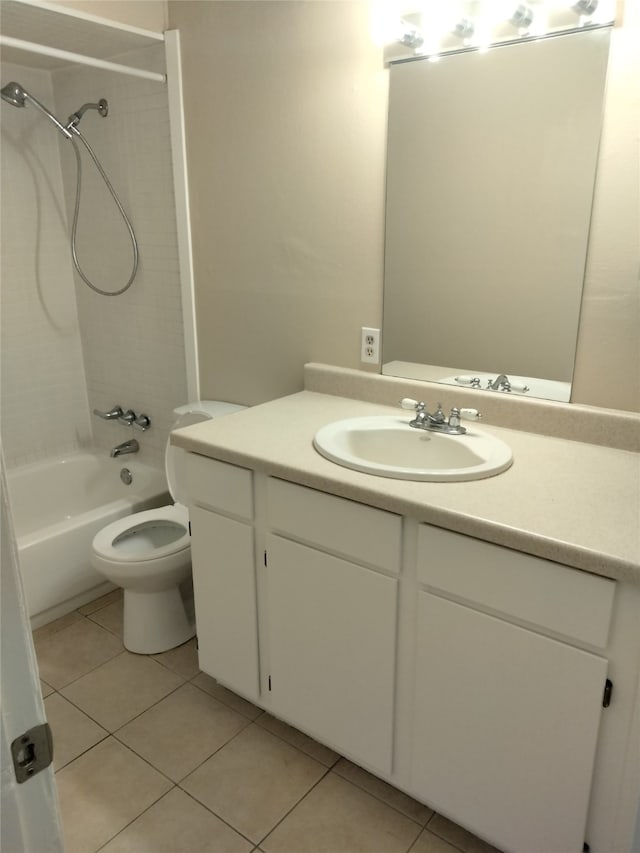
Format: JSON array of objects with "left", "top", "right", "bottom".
[{"left": 0, "top": 35, "right": 167, "bottom": 83}]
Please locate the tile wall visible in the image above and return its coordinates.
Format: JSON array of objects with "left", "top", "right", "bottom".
[
  {"left": 1, "top": 46, "right": 189, "bottom": 471},
  {"left": 55, "top": 44, "right": 189, "bottom": 469},
  {"left": 1, "top": 63, "right": 91, "bottom": 467}
]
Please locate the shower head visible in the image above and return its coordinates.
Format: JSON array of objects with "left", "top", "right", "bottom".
[
  {"left": 1, "top": 81, "right": 26, "bottom": 107},
  {"left": 1, "top": 81, "right": 73, "bottom": 139}
]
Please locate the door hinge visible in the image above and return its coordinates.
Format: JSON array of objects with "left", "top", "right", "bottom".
[
  {"left": 11, "top": 723, "right": 53, "bottom": 783},
  {"left": 602, "top": 678, "right": 613, "bottom": 708},
  {"left": 268, "top": 675, "right": 272, "bottom": 691},
  {"left": 188, "top": 520, "right": 191, "bottom": 536},
  {"left": 264, "top": 550, "right": 267, "bottom": 567}
]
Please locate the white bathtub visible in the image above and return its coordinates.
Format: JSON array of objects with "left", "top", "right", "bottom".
[{"left": 7, "top": 451, "right": 169, "bottom": 627}]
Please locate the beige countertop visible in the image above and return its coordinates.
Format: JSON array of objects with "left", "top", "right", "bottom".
[{"left": 171, "top": 390, "right": 640, "bottom": 584}]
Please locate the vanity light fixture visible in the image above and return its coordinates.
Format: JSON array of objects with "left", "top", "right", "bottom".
[
  {"left": 384, "top": 0, "right": 614, "bottom": 65},
  {"left": 510, "top": 4, "right": 535, "bottom": 32},
  {"left": 572, "top": 0, "right": 599, "bottom": 14},
  {"left": 397, "top": 19, "right": 424, "bottom": 49},
  {"left": 452, "top": 17, "right": 475, "bottom": 41}
]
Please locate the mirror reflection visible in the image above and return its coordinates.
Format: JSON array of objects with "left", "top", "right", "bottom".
[{"left": 382, "top": 28, "right": 611, "bottom": 402}]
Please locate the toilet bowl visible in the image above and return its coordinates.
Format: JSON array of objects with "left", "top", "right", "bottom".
[{"left": 91, "top": 401, "right": 246, "bottom": 654}]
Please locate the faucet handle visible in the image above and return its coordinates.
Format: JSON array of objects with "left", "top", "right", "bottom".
[
  {"left": 93, "top": 405, "right": 123, "bottom": 420},
  {"left": 132, "top": 414, "right": 151, "bottom": 431},
  {"left": 399, "top": 398, "right": 425, "bottom": 411},
  {"left": 118, "top": 409, "right": 136, "bottom": 426},
  {"left": 460, "top": 408, "right": 482, "bottom": 421}
]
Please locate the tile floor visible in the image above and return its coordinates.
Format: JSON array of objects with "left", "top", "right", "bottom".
[{"left": 35, "top": 590, "right": 501, "bottom": 853}]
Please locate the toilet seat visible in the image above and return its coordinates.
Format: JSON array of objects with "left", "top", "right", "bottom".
[{"left": 93, "top": 503, "right": 190, "bottom": 564}]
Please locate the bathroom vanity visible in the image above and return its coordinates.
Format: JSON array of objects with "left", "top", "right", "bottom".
[{"left": 171, "top": 368, "right": 640, "bottom": 853}]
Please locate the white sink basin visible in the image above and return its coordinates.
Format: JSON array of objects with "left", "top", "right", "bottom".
[{"left": 313, "top": 416, "right": 513, "bottom": 482}]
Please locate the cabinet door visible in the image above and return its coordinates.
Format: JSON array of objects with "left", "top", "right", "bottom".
[
  {"left": 412, "top": 592, "right": 608, "bottom": 853},
  {"left": 266, "top": 534, "right": 397, "bottom": 774},
  {"left": 190, "top": 506, "right": 259, "bottom": 701}
]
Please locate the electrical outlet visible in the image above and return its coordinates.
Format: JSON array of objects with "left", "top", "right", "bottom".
[{"left": 360, "top": 327, "right": 381, "bottom": 364}]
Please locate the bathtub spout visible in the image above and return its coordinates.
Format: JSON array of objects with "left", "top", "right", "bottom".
[{"left": 110, "top": 439, "right": 139, "bottom": 458}]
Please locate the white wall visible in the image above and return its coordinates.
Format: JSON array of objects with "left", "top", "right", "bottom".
[
  {"left": 169, "top": 0, "right": 387, "bottom": 405},
  {"left": 1, "top": 63, "right": 91, "bottom": 467}
]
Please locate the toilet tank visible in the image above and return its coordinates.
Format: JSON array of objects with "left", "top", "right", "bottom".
[{"left": 166, "top": 400, "right": 247, "bottom": 506}]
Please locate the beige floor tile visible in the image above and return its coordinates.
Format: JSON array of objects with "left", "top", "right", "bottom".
[
  {"left": 262, "top": 772, "right": 422, "bottom": 853},
  {"left": 116, "top": 682, "right": 249, "bottom": 781},
  {"left": 56, "top": 737, "right": 172, "bottom": 853},
  {"left": 44, "top": 693, "right": 108, "bottom": 770},
  {"left": 87, "top": 599, "right": 123, "bottom": 638},
  {"left": 40, "top": 679, "right": 54, "bottom": 698},
  {"left": 33, "top": 609, "right": 84, "bottom": 639},
  {"left": 100, "top": 787, "right": 253, "bottom": 853},
  {"left": 256, "top": 713, "right": 339, "bottom": 767},
  {"left": 34, "top": 619, "right": 123, "bottom": 689},
  {"left": 78, "top": 588, "right": 122, "bottom": 615},
  {"left": 61, "top": 651, "right": 183, "bottom": 731},
  {"left": 181, "top": 723, "right": 326, "bottom": 844},
  {"left": 153, "top": 637, "right": 200, "bottom": 679},
  {"left": 428, "top": 814, "right": 503, "bottom": 853},
  {"left": 191, "top": 671, "right": 263, "bottom": 720},
  {"left": 409, "top": 829, "right": 461, "bottom": 853},
  {"left": 333, "top": 758, "right": 433, "bottom": 824}
]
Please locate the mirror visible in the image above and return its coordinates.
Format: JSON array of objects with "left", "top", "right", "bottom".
[{"left": 382, "top": 28, "right": 611, "bottom": 402}]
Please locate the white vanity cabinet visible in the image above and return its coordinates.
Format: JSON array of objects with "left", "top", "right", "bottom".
[
  {"left": 264, "top": 478, "right": 401, "bottom": 773},
  {"left": 184, "top": 449, "right": 630, "bottom": 853},
  {"left": 412, "top": 525, "right": 615, "bottom": 853}
]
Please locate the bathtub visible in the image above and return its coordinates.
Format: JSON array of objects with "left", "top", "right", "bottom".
[{"left": 7, "top": 451, "right": 169, "bottom": 627}]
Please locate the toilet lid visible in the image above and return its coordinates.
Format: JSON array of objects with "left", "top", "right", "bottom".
[{"left": 92, "top": 504, "right": 190, "bottom": 563}]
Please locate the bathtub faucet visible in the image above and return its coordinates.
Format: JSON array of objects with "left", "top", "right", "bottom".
[{"left": 110, "top": 439, "right": 139, "bottom": 458}]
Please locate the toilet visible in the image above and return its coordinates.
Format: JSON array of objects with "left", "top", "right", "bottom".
[{"left": 91, "top": 401, "right": 246, "bottom": 654}]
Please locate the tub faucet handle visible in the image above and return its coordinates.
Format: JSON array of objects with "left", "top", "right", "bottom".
[
  {"left": 118, "top": 410, "right": 136, "bottom": 426},
  {"left": 132, "top": 414, "right": 151, "bottom": 431},
  {"left": 93, "top": 405, "right": 123, "bottom": 420}
]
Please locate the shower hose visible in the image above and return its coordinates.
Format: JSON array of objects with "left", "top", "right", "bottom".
[{"left": 70, "top": 130, "right": 139, "bottom": 296}]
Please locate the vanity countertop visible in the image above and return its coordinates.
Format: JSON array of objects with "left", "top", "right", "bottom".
[{"left": 171, "top": 390, "right": 640, "bottom": 584}]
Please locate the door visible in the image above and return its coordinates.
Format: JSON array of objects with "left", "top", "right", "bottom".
[
  {"left": 1, "top": 456, "right": 63, "bottom": 853},
  {"left": 412, "top": 592, "right": 608, "bottom": 853},
  {"left": 189, "top": 505, "right": 260, "bottom": 701},
  {"left": 266, "top": 534, "right": 397, "bottom": 774}
]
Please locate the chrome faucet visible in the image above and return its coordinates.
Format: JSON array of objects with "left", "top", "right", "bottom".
[
  {"left": 487, "top": 374, "right": 511, "bottom": 392},
  {"left": 400, "top": 399, "right": 481, "bottom": 435},
  {"left": 110, "top": 438, "right": 139, "bottom": 458}
]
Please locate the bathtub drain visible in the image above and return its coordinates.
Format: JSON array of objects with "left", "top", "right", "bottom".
[{"left": 120, "top": 467, "right": 133, "bottom": 486}]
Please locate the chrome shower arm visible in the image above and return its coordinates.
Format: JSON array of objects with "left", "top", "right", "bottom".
[{"left": 66, "top": 98, "right": 108, "bottom": 130}]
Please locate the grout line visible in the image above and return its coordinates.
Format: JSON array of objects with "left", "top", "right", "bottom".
[
  {"left": 114, "top": 703, "right": 253, "bottom": 785},
  {"left": 93, "top": 778, "right": 179, "bottom": 853},
  {"left": 327, "top": 761, "right": 433, "bottom": 828},
  {"left": 54, "top": 658, "right": 186, "bottom": 734},
  {"left": 255, "top": 763, "right": 335, "bottom": 848},
  {"left": 252, "top": 714, "right": 340, "bottom": 770},
  {"left": 178, "top": 787, "right": 258, "bottom": 848},
  {"left": 425, "top": 815, "right": 501, "bottom": 853},
  {"left": 188, "top": 673, "right": 266, "bottom": 722}
]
